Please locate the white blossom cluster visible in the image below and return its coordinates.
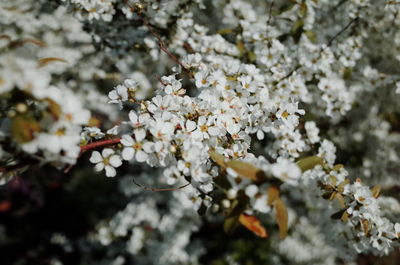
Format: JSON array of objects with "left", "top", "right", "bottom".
[
  {"left": 0, "top": 1, "right": 93, "bottom": 166},
  {"left": 1, "top": 0, "right": 400, "bottom": 264}
]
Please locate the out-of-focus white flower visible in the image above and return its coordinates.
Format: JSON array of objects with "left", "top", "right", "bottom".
[{"left": 271, "top": 158, "right": 301, "bottom": 185}]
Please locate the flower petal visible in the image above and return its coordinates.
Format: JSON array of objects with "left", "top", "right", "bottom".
[
  {"left": 89, "top": 151, "right": 103, "bottom": 163},
  {"left": 135, "top": 150, "right": 148, "bottom": 162},
  {"left": 94, "top": 162, "right": 104, "bottom": 172},
  {"left": 121, "top": 134, "right": 134, "bottom": 146},
  {"left": 109, "top": 155, "right": 122, "bottom": 167},
  {"left": 102, "top": 148, "right": 114, "bottom": 157},
  {"left": 122, "top": 147, "right": 135, "bottom": 161},
  {"left": 105, "top": 165, "right": 116, "bottom": 177},
  {"left": 134, "top": 129, "right": 146, "bottom": 142}
]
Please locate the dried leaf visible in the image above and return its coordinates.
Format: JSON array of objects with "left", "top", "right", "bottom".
[
  {"left": 43, "top": 98, "right": 61, "bottom": 120},
  {"left": 38, "top": 57, "right": 67, "bottom": 68},
  {"left": 341, "top": 211, "right": 349, "bottom": 222},
  {"left": 296, "top": 156, "right": 324, "bottom": 172},
  {"left": 218, "top": 28, "right": 234, "bottom": 35},
  {"left": 332, "top": 164, "right": 344, "bottom": 171},
  {"left": 371, "top": 185, "right": 381, "bottom": 198},
  {"left": 226, "top": 160, "right": 266, "bottom": 182},
  {"left": 10, "top": 38, "right": 46, "bottom": 48},
  {"left": 11, "top": 115, "right": 41, "bottom": 143},
  {"left": 267, "top": 186, "right": 280, "bottom": 206},
  {"left": 239, "top": 214, "right": 268, "bottom": 238},
  {"left": 274, "top": 198, "right": 288, "bottom": 239},
  {"left": 329, "top": 191, "right": 337, "bottom": 201},
  {"left": 209, "top": 151, "right": 226, "bottom": 168},
  {"left": 337, "top": 179, "right": 350, "bottom": 193},
  {"left": 334, "top": 193, "right": 346, "bottom": 208},
  {"left": 236, "top": 40, "right": 245, "bottom": 56},
  {"left": 322, "top": 191, "right": 333, "bottom": 200},
  {"left": 362, "top": 219, "right": 371, "bottom": 236}
]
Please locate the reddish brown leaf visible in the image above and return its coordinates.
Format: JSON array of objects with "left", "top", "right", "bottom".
[{"left": 239, "top": 213, "right": 268, "bottom": 238}]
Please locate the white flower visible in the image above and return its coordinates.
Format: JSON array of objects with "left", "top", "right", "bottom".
[
  {"left": 245, "top": 184, "right": 271, "bottom": 213},
  {"left": 164, "top": 80, "right": 186, "bottom": 96},
  {"left": 90, "top": 148, "right": 122, "bottom": 177},
  {"left": 395, "top": 223, "right": 400, "bottom": 238},
  {"left": 106, "top": 125, "right": 120, "bottom": 135},
  {"left": 120, "top": 130, "right": 153, "bottom": 162},
  {"left": 318, "top": 140, "right": 336, "bottom": 166},
  {"left": 271, "top": 158, "right": 301, "bottom": 185},
  {"left": 108, "top": 84, "right": 128, "bottom": 104},
  {"left": 82, "top": 127, "right": 105, "bottom": 140},
  {"left": 192, "top": 116, "right": 220, "bottom": 139},
  {"left": 194, "top": 69, "right": 209, "bottom": 88},
  {"left": 127, "top": 111, "right": 150, "bottom": 129},
  {"left": 305, "top": 121, "right": 320, "bottom": 144}
]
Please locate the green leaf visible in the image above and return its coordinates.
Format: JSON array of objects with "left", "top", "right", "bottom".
[{"left": 224, "top": 215, "right": 240, "bottom": 235}]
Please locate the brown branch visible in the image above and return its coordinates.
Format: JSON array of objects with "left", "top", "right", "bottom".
[
  {"left": 326, "top": 17, "right": 359, "bottom": 48},
  {"left": 141, "top": 18, "right": 191, "bottom": 74},
  {"left": 266, "top": 0, "right": 275, "bottom": 30},
  {"left": 63, "top": 137, "right": 121, "bottom": 173},
  {"left": 80, "top": 138, "right": 121, "bottom": 153},
  {"left": 129, "top": 4, "right": 191, "bottom": 75},
  {"left": 132, "top": 177, "right": 190, "bottom": 192}
]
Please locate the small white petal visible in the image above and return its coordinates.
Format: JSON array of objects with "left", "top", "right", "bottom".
[
  {"left": 134, "top": 129, "right": 146, "bottom": 142},
  {"left": 245, "top": 184, "right": 258, "bottom": 197},
  {"left": 135, "top": 150, "right": 148, "bottom": 162},
  {"left": 256, "top": 130, "right": 264, "bottom": 140},
  {"left": 94, "top": 162, "right": 104, "bottom": 172},
  {"left": 129, "top": 111, "right": 138, "bottom": 123},
  {"left": 109, "top": 155, "right": 122, "bottom": 167},
  {"left": 121, "top": 134, "right": 134, "bottom": 146},
  {"left": 186, "top": 120, "right": 196, "bottom": 132},
  {"left": 89, "top": 151, "right": 103, "bottom": 164},
  {"left": 142, "top": 142, "right": 154, "bottom": 153},
  {"left": 108, "top": 90, "right": 118, "bottom": 100},
  {"left": 122, "top": 147, "right": 135, "bottom": 161},
  {"left": 105, "top": 166, "right": 116, "bottom": 177},
  {"left": 102, "top": 148, "right": 114, "bottom": 158},
  {"left": 208, "top": 126, "right": 220, "bottom": 136},
  {"left": 227, "top": 124, "right": 240, "bottom": 135}
]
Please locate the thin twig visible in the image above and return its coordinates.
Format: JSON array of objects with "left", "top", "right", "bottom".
[
  {"left": 278, "top": 16, "right": 359, "bottom": 83},
  {"left": 80, "top": 138, "right": 121, "bottom": 153},
  {"left": 141, "top": 17, "right": 191, "bottom": 74},
  {"left": 129, "top": 5, "right": 191, "bottom": 75},
  {"left": 132, "top": 177, "right": 190, "bottom": 192},
  {"left": 266, "top": 0, "right": 275, "bottom": 30},
  {"left": 326, "top": 17, "right": 359, "bottom": 48}
]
